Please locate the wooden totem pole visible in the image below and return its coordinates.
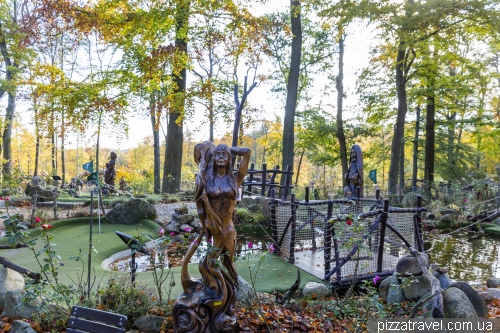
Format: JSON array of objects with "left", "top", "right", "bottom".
[{"left": 173, "top": 141, "right": 250, "bottom": 333}]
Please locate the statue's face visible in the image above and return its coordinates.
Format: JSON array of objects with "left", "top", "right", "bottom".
[
  {"left": 215, "top": 149, "right": 229, "bottom": 168},
  {"left": 351, "top": 149, "right": 357, "bottom": 160}
]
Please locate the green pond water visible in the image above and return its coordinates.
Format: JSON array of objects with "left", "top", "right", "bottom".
[{"left": 423, "top": 228, "right": 500, "bottom": 282}]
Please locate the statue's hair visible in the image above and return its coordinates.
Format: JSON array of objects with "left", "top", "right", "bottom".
[
  {"left": 110, "top": 151, "right": 117, "bottom": 159},
  {"left": 204, "top": 144, "right": 238, "bottom": 197}
]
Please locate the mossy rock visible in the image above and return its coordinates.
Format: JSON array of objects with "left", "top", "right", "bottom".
[{"left": 105, "top": 198, "right": 157, "bottom": 225}]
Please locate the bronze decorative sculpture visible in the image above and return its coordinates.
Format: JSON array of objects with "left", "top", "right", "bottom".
[
  {"left": 173, "top": 142, "right": 250, "bottom": 333},
  {"left": 119, "top": 177, "right": 126, "bottom": 191},
  {"left": 104, "top": 152, "right": 117, "bottom": 186},
  {"left": 344, "top": 145, "right": 364, "bottom": 198}
]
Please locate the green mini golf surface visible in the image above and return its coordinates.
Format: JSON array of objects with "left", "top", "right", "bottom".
[{"left": 0, "top": 219, "right": 325, "bottom": 298}]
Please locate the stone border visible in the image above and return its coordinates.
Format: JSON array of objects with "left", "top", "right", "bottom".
[{"left": 101, "top": 239, "right": 157, "bottom": 270}]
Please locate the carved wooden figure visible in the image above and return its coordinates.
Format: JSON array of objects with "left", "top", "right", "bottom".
[
  {"left": 344, "top": 145, "right": 364, "bottom": 198},
  {"left": 173, "top": 142, "right": 250, "bottom": 333},
  {"left": 104, "top": 152, "right": 117, "bottom": 186}
]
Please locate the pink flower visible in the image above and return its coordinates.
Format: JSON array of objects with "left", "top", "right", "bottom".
[
  {"left": 5, "top": 197, "right": 9, "bottom": 202},
  {"left": 373, "top": 276, "right": 380, "bottom": 284},
  {"left": 170, "top": 232, "right": 175, "bottom": 236},
  {"left": 158, "top": 228, "right": 165, "bottom": 236},
  {"left": 464, "top": 199, "right": 467, "bottom": 203},
  {"left": 35, "top": 217, "right": 41, "bottom": 223},
  {"left": 347, "top": 220, "right": 352, "bottom": 226},
  {"left": 185, "top": 227, "right": 191, "bottom": 232},
  {"left": 193, "top": 241, "right": 197, "bottom": 245},
  {"left": 456, "top": 180, "right": 459, "bottom": 183},
  {"left": 268, "top": 244, "right": 275, "bottom": 252},
  {"left": 41, "top": 224, "right": 49, "bottom": 230},
  {"left": 48, "top": 225, "right": 52, "bottom": 228},
  {"left": 248, "top": 242, "right": 253, "bottom": 249},
  {"left": 0, "top": 197, "right": 3, "bottom": 200},
  {"left": 208, "top": 238, "right": 212, "bottom": 243}
]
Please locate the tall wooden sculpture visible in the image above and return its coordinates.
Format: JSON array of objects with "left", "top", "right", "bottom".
[
  {"left": 344, "top": 144, "right": 364, "bottom": 198},
  {"left": 104, "top": 152, "right": 117, "bottom": 186},
  {"left": 173, "top": 142, "right": 250, "bottom": 333}
]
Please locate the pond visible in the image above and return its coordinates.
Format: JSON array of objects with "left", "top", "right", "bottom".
[
  {"left": 423, "top": 227, "right": 500, "bottom": 282},
  {"left": 107, "top": 225, "right": 500, "bottom": 283},
  {"left": 107, "top": 232, "right": 274, "bottom": 273}
]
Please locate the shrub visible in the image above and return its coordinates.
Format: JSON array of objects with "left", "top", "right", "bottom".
[{"left": 97, "top": 275, "right": 156, "bottom": 329}]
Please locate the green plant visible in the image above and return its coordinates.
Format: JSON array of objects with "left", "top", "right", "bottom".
[{"left": 97, "top": 275, "right": 156, "bottom": 329}]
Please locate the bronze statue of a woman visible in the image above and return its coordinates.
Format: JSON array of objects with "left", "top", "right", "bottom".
[
  {"left": 344, "top": 145, "right": 364, "bottom": 198},
  {"left": 174, "top": 142, "right": 250, "bottom": 333}
]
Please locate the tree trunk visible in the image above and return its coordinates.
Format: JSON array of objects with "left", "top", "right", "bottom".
[
  {"left": 2, "top": 91, "right": 15, "bottom": 175},
  {"left": 96, "top": 112, "right": 102, "bottom": 175},
  {"left": 388, "top": 46, "right": 408, "bottom": 197},
  {"left": 295, "top": 149, "right": 305, "bottom": 186},
  {"left": 61, "top": 132, "right": 66, "bottom": 184},
  {"left": 424, "top": 88, "right": 435, "bottom": 185},
  {"left": 446, "top": 112, "right": 457, "bottom": 166},
  {"left": 209, "top": 93, "right": 214, "bottom": 143},
  {"left": 399, "top": 133, "right": 405, "bottom": 194},
  {"left": 411, "top": 105, "right": 421, "bottom": 191},
  {"left": 151, "top": 100, "right": 161, "bottom": 194},
  {"left": 162, "top": 0, "right": 189, "bottom": 194},
  {"left": 281, "top": 0, "right": 302, "bottom": 179},
  {"left": 336, "top": 35, "right": 348, "bottom": 187}
]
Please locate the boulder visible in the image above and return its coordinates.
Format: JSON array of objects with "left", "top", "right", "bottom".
[
  {"left": 189, "top": 219, "right": 200, "bottom": 227},
  {"left": 240, "top": 197, "right": 255, "bottom": 207},
  {"left": 237, "top": 276, "right": 256, "bottom": 303},
  {"left": 2, "top": 289, "right": 41, "bottom": 319},
  {"left": 448, "top": 282, "right": 488, "bottom": 317},
  {"left": 185, "top": 190, "right": 195, "bottom": 196},
  {"left": 432, "top": 271, "right": 451, "bottom": 289},
  {"left": 396, "top": 253, "right": 428, "bottom": 277},
  {"left": 17, "top": 213, "right": 25, "bottom": 222},
  {"left": 180, "top": 224, "right": 192, "bottom": 233},
  {"left": 416, "top": 292, "right": 433, "bottom": 313},
  {"left": 387, "top": 273, "right": 407, "bottom": 305},
  {"left": 426, "top": 213, "right": 435, "bottom": 220},
  {"left": 443, "top": 287, "right": 478, "bottom": 318},
  {"left": 0, "top": 267, "right": 25, "bottom": 308},
  {"left": 24, "top": 183, "right": 59, "bottom": 202},
  {"left": 134, "top": 315, "right": 166, "bottom": 333},
  {"left": 104, "top": 198, "right": 157, "bottom": 225},
  {"left": 441, "top": 214, "right": 457, "bottom": 223},
  {"left": 177, "top": 214, "right": 195, "bottom": 224},
  {"left": 174, "top": 207, "right": 188, "bottom": 215},
  {"left": 402, "top": 275, "right": 432, "bottom": 301},
  {"left": 165, "top": 222, "right": 180, "bottom": 233},
  {"left": 495, "top": 218, "right": 500, "bottom": 226},
  {"left": 10, "top": 320, "right": 37, "bottom": 333},
  {"left": 378, "top": 277, "right": 391, "bottom": 301},
  {"left": 478, "top": 291, "right": 496, "bottom": 303},
  {"left": 302, "top": 282, "right": 330, "bottom": 298},
  {"left": 402, "top": 192, "right": 419, "bottom": 208},
  {"left": 247, "top": 204, "right": 260, "bottom": 213},
  {"left": 1, "top": 188, "right": 12, "bottom": 196},
  {"left": 486, "top": 277, "right": 500, "bottom": 288},
  {"left": 254, "top": 196, "right": 271, "bottom": 216},
  {"left": 486, "top": 288, "right": 500, "bottom": 299}
]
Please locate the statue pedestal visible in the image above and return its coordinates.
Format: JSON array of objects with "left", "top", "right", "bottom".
[{"left": 173, "top": 284, "right": 236, "bottom": 333}]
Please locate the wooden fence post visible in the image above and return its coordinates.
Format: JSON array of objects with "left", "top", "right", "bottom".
[
  {"left": 53, "top": 191, "right": 58, "bottom": 220},
  {"left": 305, "top": 187, "right": 317, "bottom": 250},
  {"left": 282, "top": 165, "right": 292, "bottom": 201},
  {"left": 248, "top": 163, "right": 254, "bottom": 193},
  {"left": 377, "top": 199, "right": 389, "bottom": 272},
  {"left": 261, "top": 164, "right": 267, "bottom": 196},
  {"left": 324, "top": 201, "right": 333, "bottom": 279},
  {"left": 415, "top": 195, "right": 424, "bottom": 251},
  {"left": 267, "top": 165, "right": 280, "bottom": 197},
  {"left": 270, "top": 188, "right": 279, "bottom": 255},
  {"left": 30, "top": 188, "right": 37, "bottom": 226},
  {"left": 288, "top": 194, "right": 297, "bottom": 264}
]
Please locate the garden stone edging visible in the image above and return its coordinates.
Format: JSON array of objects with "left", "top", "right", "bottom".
[
  {"left": 10, "top": 320, "right": 37, "bottom": 333},
  {"left": 134, "top": 315, "right": 167, "bottom": 333},
  {"left": 448, "top": 281, "right": 489, "bottom": 317},
  {"left": 101, "top": 239, "right": 157, "bottom": 270},
  {"left": 443, "top": 287, "right": 478, "bottom": 318},
  {"left": 0, "top": 266, "right": 25, "bottom": 308}
]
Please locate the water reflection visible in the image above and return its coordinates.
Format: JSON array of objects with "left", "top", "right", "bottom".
[
  {"left": 108, "top": 234, "right": 272, "bottom": 273},
  {"left": 424, "top": 229, "right": 500, "bottom": 282}
]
